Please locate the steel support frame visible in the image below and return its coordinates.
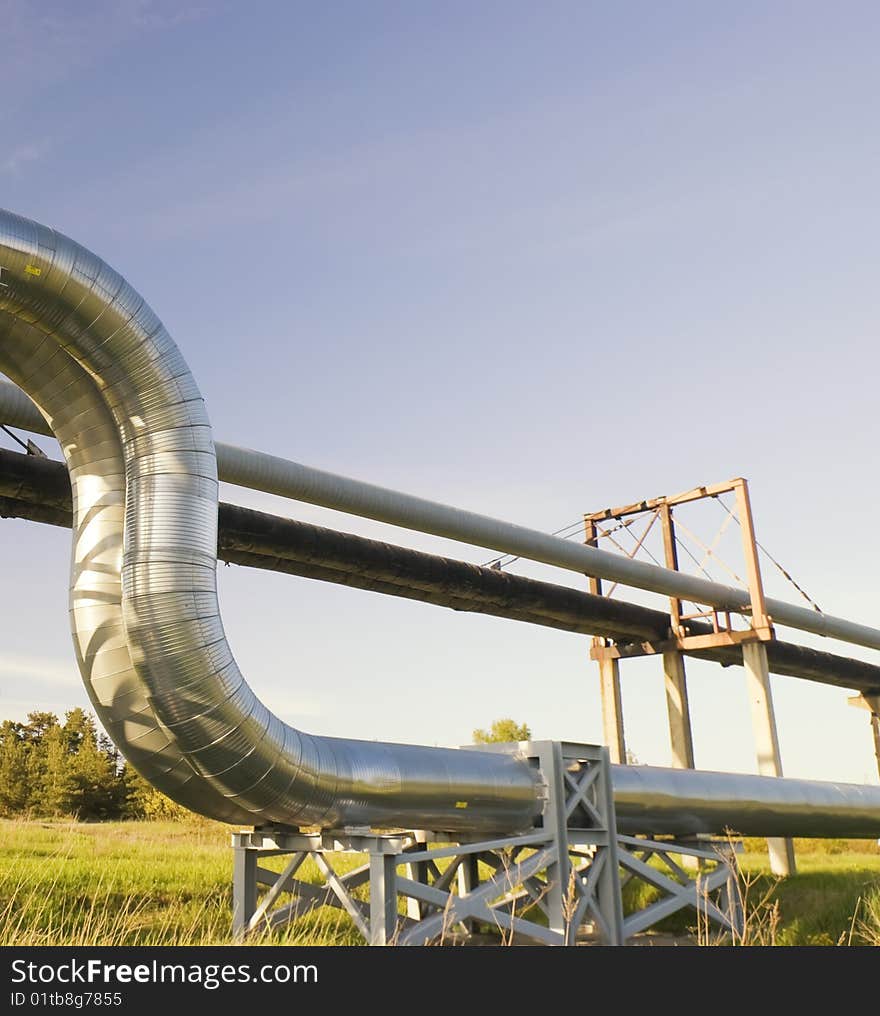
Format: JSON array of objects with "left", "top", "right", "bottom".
[
  {"left": 586, "top": 478, "right": 775, "bottom": 657},
  {"left": 231, "top": 741, "right": 742, "bottom": 946},
  {"left": 617, "top": 834, "right": 743, "bottom": 941},
  {"left": 585, "top": 478, "right": 796, "bottom": 875}
]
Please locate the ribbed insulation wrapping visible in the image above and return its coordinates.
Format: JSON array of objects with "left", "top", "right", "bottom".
[
  {"left": 4, "top": 207, "right": 880, "bottom": 841},
  {"left": 0, "top": 208, "right": 541, "bottom": 833}
]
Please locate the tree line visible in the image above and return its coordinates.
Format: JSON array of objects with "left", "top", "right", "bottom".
[
  {"left": 0, "top": 709, "right": 534, "bottom": 822},
  {"left": 0, "top": 709, "right": 185, "bottom": 821}
]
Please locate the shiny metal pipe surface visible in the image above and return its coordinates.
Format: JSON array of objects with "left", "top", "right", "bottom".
[
  {"left": 4, "top": 374, "right": 880, "bottom": 653},
  {"left": 0, "top": 378, "right": 41, "bottom": 431},
  {"left": 0, "top": 208, "right": 539, "bottom": 833},
  {"left": 0, "top": 311, "right": 247, "bottom": 821},
  {"left": 2, "top": 208, "right": 879, "bottom": 841},
  {"left": 6, "top": 445, "right": 880, "bottom": 694},
  {"left": 611, "top": 765, "right": 880, "bottom": 838}
]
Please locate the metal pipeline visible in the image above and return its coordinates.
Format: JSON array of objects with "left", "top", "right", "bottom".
[
  {"left": 2, "top": 207, "right": 879, "bottom": 840},
  {"left": 0, "top": 311, "right": 248, "bottom": 821},
  {"left": 611, "top": 765, "right": 880, "bottom": 838},
  {"left": 5, "top": 446, "right": 880, "bottom": 694},
  {"left": 4, "top": 377, "right": 880, "bottom": 653},
  {"left": 0, "top": 208, "right": 539, "bottom": 833}
]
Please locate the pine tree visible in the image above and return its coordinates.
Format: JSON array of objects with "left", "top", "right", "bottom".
[
  {"left": 0, "top": 720, "right": 29, "bottom": 815},
  {"left": 22, "top": 712, "right": 62, "bottom": 812},
  {"left": 122, "top": 763, "right": 189, "bottom": 820},
  {"left": 41, "top": 722, "right": 73, "bottom": 814},
  {"left": 64, "top": 710, "right": 123, "bottom": 819}
]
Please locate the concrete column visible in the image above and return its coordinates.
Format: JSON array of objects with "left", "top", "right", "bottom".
[
  {"left": 871, "top": 711, "right": 880, "bottom": 781},
  {"left": 598, "top": 656, "right": 626, "bottom": 764},
  {"left": 742, "top": 640, "right": 796, "bottom": 876},
  {"left": 662, "top": 650, "right": 695, "bottom": 770}
]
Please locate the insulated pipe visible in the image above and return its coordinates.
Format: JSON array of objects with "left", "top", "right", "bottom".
[
  {"left": 611, "top": 765, "right": 880, "bottom": 838},
  {"left": 0, "top": 208, "right": 540, "bottom": 833},
  {"left": 0, "top": 378, "right": 42, "bottom": 432},
  {"left": 2, "top": 208, "right": 879, "bottom": 841},
  {"left": 5, "top": 446, "right": 880, "bottom": 694},
  {"left": 4, "top": 375, "right": 880, "bottom": 653},
  {"left": 212, "top": 450, "right": 880, "bottom": 652},
  {"left": 0, "top": 312, "right": 248, "bottom": 821}
]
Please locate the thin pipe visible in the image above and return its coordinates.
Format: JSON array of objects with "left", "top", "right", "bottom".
[
  {"left": 2, "top": 208, "right": 879, "bottom": 840},
  {"left": 3, "top": 375, "right": 878, "bottom": 652},
  {"left": 0, "top": 208, "right": 539, "bottom": 834},
  {"left": 4, "top": 445, "right": 880, "bottom": 694}
]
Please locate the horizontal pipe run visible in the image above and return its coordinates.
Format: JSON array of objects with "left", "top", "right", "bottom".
[
  {"left": 4, "top": 209, "right": 878, "bottom": 844},
  {"left": 611, "top": 764, "right": 880, "bottom": 838},
  {"left": 4, "top": 475, "right": 880, "bottom": 837},
  {"left": 1, "top": 209, "right": 545, "bottom": 835},
  {"left": 4, "top": 448, "right": 879, "bottom": 696},
  {"left": 3, "top": 378, "right": 879, "bottom": 654}
]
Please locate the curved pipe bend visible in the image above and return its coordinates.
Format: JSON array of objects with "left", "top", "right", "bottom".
[{"left": 0, "top": 208, "right": 540, "bottom": 833}]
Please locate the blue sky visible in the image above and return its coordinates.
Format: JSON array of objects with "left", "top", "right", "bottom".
[{"left": 2, "top": 1, "right": 879, "bottom": 784}]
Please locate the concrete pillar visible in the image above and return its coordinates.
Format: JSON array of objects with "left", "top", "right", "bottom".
[
  {"left": 742, "top": 640, "right": 796, "bottom": 876},
  {"left": 662, "top": 650, "right": 695, "bottom": 770},
  {"left": 662, "top": 650, "right": 700, "bottom": 871},
  {"left": 871, "top": 711, "right": 880, "bottom": 782},
  {"left": 598, "top": 656, "right": 626, "bottom": 764}
]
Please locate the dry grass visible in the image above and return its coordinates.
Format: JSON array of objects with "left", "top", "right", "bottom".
[
  {"left": 855, "top": 887, "right": 880, "bottom": 945},
  {"left": 0, "top": 817, "right": 360, "bottom": 945},
  {"left": 3, "top": 820, "right": 879, "bottom": 946},
  {"left": 693, "top": 837, "right": 880, "bottom": 946}
]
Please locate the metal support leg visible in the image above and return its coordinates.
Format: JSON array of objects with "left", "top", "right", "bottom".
[
  {"left": 598, "top": 657, "right": 626, "bottom": 764},
  {"left": 405, "top": 831, "right": 428, "bottom": 921},
  {"left": 594, "top": 747, "right": 625, "bottom": 945},
  {"left": 232, "top": 840, "right": 257, "bottom": 941},
  {"left": 456, "top": 853, "right": 480, "bottom": 933},
  {"left": 529, "top": 742, "right": 572, "bottom": 941},
  {"left": 742, "top": 641, "right": 796, "bottom": 876},
  {"left": 663, "top": 650, "right": 695, "bottom": 770},
  {"left": 542, "top": 742, "right": 570, "bottom": 941},
  {"left": 369, "top": 850, "right": 398, "bottom": 946}
]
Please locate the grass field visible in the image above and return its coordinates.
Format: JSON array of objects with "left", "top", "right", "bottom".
[
  {"left": 1, "top": 819, "right": 878, "bottom": 946},
  {"left": 734, "top": 839, "right": 880, "bottom": 945}
]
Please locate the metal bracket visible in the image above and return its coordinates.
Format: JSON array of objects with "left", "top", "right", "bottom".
[
  {"left": 585, "top": 478, "right": 775, "bottom": 655},
  {"left": 590, "top": 625, "right": 776, "bottom": 662},
  {"left": 848, "top": 693, "right": 880, "bottom": 716}
]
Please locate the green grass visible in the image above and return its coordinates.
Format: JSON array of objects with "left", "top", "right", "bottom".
[
  {"left": 621, "top": 838, "right": 880, "bottom": 945},
  {"left": 1, "top": 820, "right": 878, "bottom": 945},
  {"left": 0, "top": 818, "right": 364, "bottom": 945},
  {"left": 736, "top": 839, "right": 880, "bottom": 945}
]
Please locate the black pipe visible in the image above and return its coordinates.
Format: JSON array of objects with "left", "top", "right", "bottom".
[{"left": 3, "top": 447, "right": 878, "bottom": 695}]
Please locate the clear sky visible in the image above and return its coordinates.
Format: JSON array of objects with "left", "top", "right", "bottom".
[{"left": 2, "top": 1, "right": 879, "bottom": 785}]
